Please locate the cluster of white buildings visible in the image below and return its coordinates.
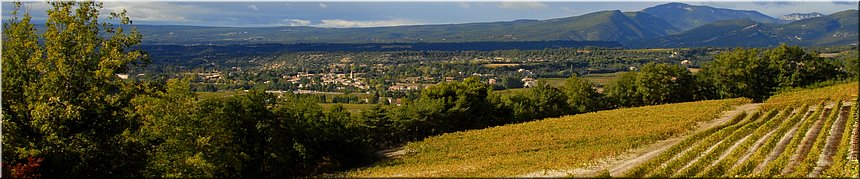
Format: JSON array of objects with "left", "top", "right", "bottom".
[{"left": 286, "top": 72, "right": 369, "bottom": 89}]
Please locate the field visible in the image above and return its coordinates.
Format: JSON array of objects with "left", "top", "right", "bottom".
[
  {"left": 625, "top": 101, "right": 857, "bottom": 177},
  {"left": 623, "top": 82, "right": 860, "bottom": 178},
  {"left": 761, "top": 82, "right": 858, "bottom": 109},
  {"left": 319, "top": 103, "right": 378, "bottom": 113},
  {"left": 348, "top": 83, "right": 859, "bottom": 177},
  {"left": 348, "top": 98, "right": 750, "bottom": 177},
  {"left": 483, "top": 63, "right": 522, "bottom": 68}
]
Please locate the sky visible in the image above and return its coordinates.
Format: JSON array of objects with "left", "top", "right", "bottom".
[{"left": 2, "top": 1, "right": 858, "bottom": 28}]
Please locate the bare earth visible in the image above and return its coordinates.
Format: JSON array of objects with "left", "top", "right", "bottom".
[
  {"left": 809, "top": 105, "right": 851, "bottom": 177},
  {"left": 520, "top": 103, "right": 761, "bottom": 177},
  {"left": 782, "top": 108, "right": 827, "bottom": 175}
]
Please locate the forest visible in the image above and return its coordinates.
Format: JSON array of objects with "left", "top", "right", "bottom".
[{"left": 2, "top": 2, "right": 858, "bottom": 178}]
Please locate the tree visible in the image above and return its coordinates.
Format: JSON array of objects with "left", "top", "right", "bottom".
[
  {"left": 604, "top": 72, "right": 642, "bottom": 108},
  {"left": 500, "top": 76, "right": 524, "bottom": 89},
  {"left": 635, "top": 63, "right": 695, "bottom": 105},
  {"left": 2, "top": 2, "right": 148, "bottom": 177},
  {"left": 764, "top": 44, "right": 840, "bottom": 88},
  {"left": 700, "top": 48, "right": 774, "bottom": 101},
  {"left": 527, "top": 80, "right": 569, "bottom": 119},
  {"left": 562, "top": 75, "right": 603, "bottom": 114}
]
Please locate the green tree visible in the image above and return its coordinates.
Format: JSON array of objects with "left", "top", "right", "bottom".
[
  {"left": 2, "top": 2, "right": 148, "bottom": 177},
  {"left": 700, "top": 48, "right": 774, "bottom": 101},
  {"left": 764, "top": 44, "right": 841, "bottom": 88},
  {"left": 500, "top": 76, "right": 524, "bottom": 89},
  {"left": 562, "top": 75, "right": 603, "bottom": 113},
  {"left": 527, "top": 80, "right": 570, "bottom": 118},
  {"left": 635, "top": 63, "right": 695, "bottom": 105},
  {"left": 604, "top": 72, "right": 642, "bottom": 108}
]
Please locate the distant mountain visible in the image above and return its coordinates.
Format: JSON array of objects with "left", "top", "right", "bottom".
[
  {"left": 642, "top": 2, "right": 784, "bottom": 31},
  {"left": 624, "top": 11, "right": 682, "bottom": 36},
  {"left": 99, "top": 2, "right": 855, "bottom": 48},
  {"left": 778, "top": 12, "right": 824, "bottom": 21},
  {"left": 628, "top": 10, "right": 858, "bottom": 48},
  {"left": 775, "top": 10, "right": 859, "bottom": 46},
  {"left": 627, "top": 19, "right": 780, "bottom": 48},
  {"left": 134, "top": 10, "right": 676, "bottom": 45}
]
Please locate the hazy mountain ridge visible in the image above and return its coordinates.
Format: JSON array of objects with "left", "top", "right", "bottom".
[
  {"left": 778, "top": 12, "right": 825, "bottom": 21},
  {"left": 629, "top": 10, "right": 858, "bottom": 48},
  {"left": 119, "top": 2, "right": 856, "bottom": 48},
  {"left": 641, "top": 2, "right": 785, "bottom": 30}
]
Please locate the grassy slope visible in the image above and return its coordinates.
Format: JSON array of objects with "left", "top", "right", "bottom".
[{"left": 349, "top": 98, "right": 750, "bottom": 177}]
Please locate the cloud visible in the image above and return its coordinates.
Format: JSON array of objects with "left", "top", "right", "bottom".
[
  {"left": 278, "top": 19, "right": 312, "bottom": 26},
  {"left": 247, "top": 5, "right": 258, "bottom": 11},
  {"left": 102, "top": 2, "right": 214, "bottom": 22},
  {"left": 458, "top": 2, "right": 470, "bottom": 8},
  {"left": 833, "top": 1, "right": 858, "bottom": 5},
  {"left": 561, "top": 7, "right": 577, "bottom": 14},
  {"left": 316, "top": 19, "right": 419, "bottom": 28},
  {"left": 319, "top": 3, "right": 328, "bottom": 9},
  {"left": 498, "top": 1, "right": 547, "bottom": 9},
  {"left": 752, "top": 1, "right": 795, "bottom": 7}
]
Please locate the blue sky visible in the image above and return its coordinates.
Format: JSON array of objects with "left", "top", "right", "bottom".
[{"left": 2, "top": 1, "right": 857, "bottom": 27}]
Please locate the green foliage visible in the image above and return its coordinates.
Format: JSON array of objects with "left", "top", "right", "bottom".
[
  {"left": 701, "top": 44, "right": 845, "bottom": 102},
  {"left": 562, "top": 75, "right": 604, "bottom": 113},
  {"left": 2, "top": 1, "right": 148, "bottom": 177},
  {"left": 604, "top": 72, "right": 643, "bottom": 107},
  {"left": 635, "top": 63, "right": 695, "bottom": 105}
]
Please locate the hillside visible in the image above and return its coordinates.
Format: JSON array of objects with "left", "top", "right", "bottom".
[
  {"left": 628, "top": 19, "right": 781, "bottom": 48},
  {"left": 630, "top": 10, "right": 859, "bottom": 48},
  {"left": 626, "top": 83, "right": 859, "bottom": 177},
  {"left": 348, "top": 83, "right": 858, "bottom": 177},
  {"left": 133, "top": 10, "right": 674, "bottom": 45},
  {"left": 107, "top": 3, "right": 857, "bottom": 48},
  {"left": 779, "top": 12, "right": 825, "bottom": 21},
  {"left": 641, "top": 2, "right": 784, "bottom": 31},
  {"left": 348, "top": 98, "right": 751, "bottom": 177}
]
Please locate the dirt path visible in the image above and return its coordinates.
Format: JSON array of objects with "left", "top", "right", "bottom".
[
  {"left": 809, "top": 105, "right": 851, "bottom": 177},
  {"left": 781, "top": 108, "right": 828, "bottom": 175},
  {"left": 520, "top": 103, "right": 762, "bottom": 177}
]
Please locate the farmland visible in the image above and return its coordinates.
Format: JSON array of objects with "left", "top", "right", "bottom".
[
  {"left": 347, "top": 83, "right": 859, "bottom": 177},
  {"left": 348, "top": 98, "right": 750, "bottom": 177}
]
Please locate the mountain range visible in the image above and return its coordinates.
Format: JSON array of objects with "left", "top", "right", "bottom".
[
  {"left": 131, "top": 2, "right": 858, "bottom": 48},
  {"left": 779, "top": 12, "right": 825, "bottom": 21}
]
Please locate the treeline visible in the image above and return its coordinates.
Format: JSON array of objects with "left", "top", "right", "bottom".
[{"left": 2, "top": 2, "right": 857, "bottom": 178}]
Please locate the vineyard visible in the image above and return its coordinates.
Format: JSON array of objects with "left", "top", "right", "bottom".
[
  {"left": 345, "top": 83, "right": 858, "bottom": 177},
  {"left": 624, "top": 97, "right": 860, "bottom": 177},
  {"left": 347, "top": 98, "right": 750, "bottom": 177}
]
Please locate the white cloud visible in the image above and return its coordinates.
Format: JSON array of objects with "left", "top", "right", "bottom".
[
  {"left": 102, "top": 2, "right": 214, "bottom": 22},
  {"left": 248, "top": 5, "right": 259, "bottom": 11},
  {"left": 498, "top": 1, "right": 547, "bottom": 9},
  {"left": 561, "top": 7, "right": 577, "bottom": 14},
  {"left": 278, "top": 19, "right": 312, "bottom": 26},
  {"left": 319, "top": 3, "right": 328, "bottom": 9},
  {"left": 458, "top": 2, "right": 471, "bottom": 8},
  {"left": 316, "top": 19, "right": 419, "bottom": 28}
]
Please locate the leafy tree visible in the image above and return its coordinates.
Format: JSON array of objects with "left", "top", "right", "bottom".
[
  {"left": 700, "top": 48, "right": 774, "bottom": 101},
  {"left": 2, "top": 2, "right": 148, "bottom": 177},
  {"left": 500, "top": 76, "right": 524, "bottom": 89},
  {"left": 635, "top": 63, "right": 695, "bottom": 105},
  {"left": 527, "top": 80, "right": 570, "bottom": 119},
  {"left": 562, "top": 75, "right": 603, "bottom": 113},
  {"left": 764, "top": 44, "right": 841, "bottom": 88},
  {"left": 604, "top": 72, "right": 642, "bottom": 108}
]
